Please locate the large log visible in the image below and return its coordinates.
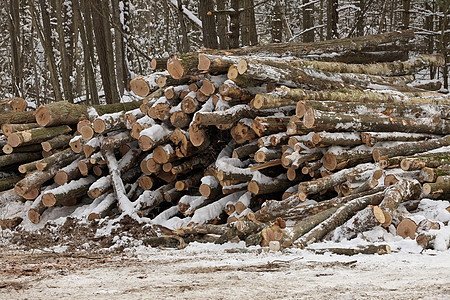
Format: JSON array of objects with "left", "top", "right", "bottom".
[
  {"left": 0, "top": 97, "right": 28, "bottom": 112},
  {"left": 0, "top": 151, "right": 42, "bottom": 168}
]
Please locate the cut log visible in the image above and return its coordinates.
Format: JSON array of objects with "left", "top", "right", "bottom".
[
  {"left": 303, "top": 109, "right": 450, "bottom": 135},
  {"left": 0, "top": 111, "right": 36, "bottom": 125},
  {"left": 0, "top": 152, "right": 42, "bottom": 168},
  {"left": 295, "top": 191, "right": 385, "bottom": 247},
  {"left": 2, "top": 143, "right": 42, "bottom": 155},
  {"left": 14, "top": 154, "right": 78, "bottom": 197},
  {"left": 309, "top": 244, "right": 391, "bottom": 255},
  {"left": 41, "top": 134, "right": 72, "bottom": 152},
  {"left": 298, "top": 164, "right": 375, "bottom": 201},
  {"left": 312, "top": 132, "right": 362, "bottom": 147},
  {"left": 199, "top": 176, "right": 222, "bottom": 199},
  {"left": 7, "top": 125, "right": 72, "bottom": 147},
  {"left": 252, "top": 116, "right": 290, "bottom": 137},
  {"left": 42, "top": 176, "right": 96, "bottom": 207},
  {"left": 423, "top": 181, "right": 450, "bottom": 196},
  {"left": 138, "top": 124, "right": 172, "bottom": 151},
  {"left": 54, "top": 158, "right": 83, "bottom": 186},
  {"left": 130, "top": 73, "right": 166, "bottom": 97},
  {"left": 69, "top": 135, "right": 83, "bottom": 153},
  {"left": 0, "top": 97, "right": 28, "bottom": 112},
  {"left": 401, "top": 155, "right": 450, "bottom": 171},
  {"left": 88, "top": 193, "right": 116, "bottom": 221},
  {"left": 322, "top": 145, "right": 373, "bottom": 171},
  {"left": 35, "top": 100, "right": 143, "bottom": 127},
  {"left": 361, "top": 132, "right": 438, "bottom": 147},
  {"left": 1, "top": 123, "right": 40, "bottom": 136},
  {"left": 373, "top": 135, "right": 450, "bottom": 161},
  {"left": 35, "top": 148, "right": 76, "bottom": 171}
]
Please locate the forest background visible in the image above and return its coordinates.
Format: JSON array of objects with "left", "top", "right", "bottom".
[{"left": 1, "top": 0, "right": 449, "bottom": 106}]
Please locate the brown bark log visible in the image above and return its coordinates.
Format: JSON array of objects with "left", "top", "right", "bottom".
[{"left": 7, "top": 125, "right": 72, "bottom": 148}]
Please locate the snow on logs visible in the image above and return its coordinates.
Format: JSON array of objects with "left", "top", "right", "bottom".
[{"left": 1, "top": 29, "right": 450, "bottom": 250}]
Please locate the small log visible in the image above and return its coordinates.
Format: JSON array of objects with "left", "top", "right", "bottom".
[
  {"left": 0, "top": 97, "right": 27, "bottom": 112},
  {"left": 35, "top": 148, "right": 76, "bottom": 171},
  {"left": 309, "top": 244, "right": 391, "bottom": 255},
  {"left": 295, "top": 191, "right": 385, "bottom": 247},
  {"left": 373, "top": 135, "right": 450, "bottom": 161},
  {"left": 42, "top": 176, "right": 96, "bottom": 207},
  {"left": 361, "top": 132, "right": 439, "bottom": 147},
  {"left": 35, "top": 100, "right": 143, "bottom": 127},
  {"left": 41, "top": 134, "right": 72, "bottom": 152},
  {"left": 423, "top": 181, "right": 450, "bottom": 196},
  {"left": 0, "top": 110, "right": 36, "bottom": 126},
  {"left": 252, "top": 116, "right": 290, "bottom": 137},
  {"left": 88, "top": 176, "right": 112, "bottom": 199},
  {"left": 248, "top": 173, "right": 291, "bottom": 195},
  {"left": 54, "top": 158, "right": 83, "bottom": 185},
  {"left": 69, "top": 135, "right": 84, "bottom": 153},
  {"left": 0, "top": 152, "right": 42, "bottom": 168},
  {"left": 2, "top": 143, "right": 42, "bottom": 155},
  {"left": 401, "top": 154, "right": 450, "bottom": 171},
  {"left": 138, "top": 175, "right": 154, "bottom": 190},
  {"left": 312, "top": 132, "right": 362, "bottom": 147},
  {"left": 322, "top": 145, "right": 373, "bottom": 171},
  {"left": 199, "top": 176, "right": 222, "bottom": 199},
  {"left": 130, "top": 73, "right": 165, "bottom": 97},
  {"left": 232, "top": 141, "right": 259, "bottom": 159},
  {"left": 298, "top": 164, "right": 376, "bottom": 201},
  {"left": 88, "top": 193, "right": 116, "bottom": 221},
  {"left": 218, "top": 80, "right": 253, "bottom": 102},
  {"left": 138, "top": 124, "right": 172, "bottom": 151},
  {"left": 1, "top": 123, "right": 40, "bottom": 136},
  {"left": 7, "top": 125, "right": 72, "bottom": 147},
  {"left": 92, "top": 111, "right": 126, "bottom": 134}
]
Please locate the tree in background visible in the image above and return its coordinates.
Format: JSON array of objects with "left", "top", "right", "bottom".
[{"left": 1, "top": 0, "right": 449, "bottom": 107}]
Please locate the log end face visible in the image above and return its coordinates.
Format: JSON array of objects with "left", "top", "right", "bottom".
[
  {"left": 199, "top": 184, "right": 211, "bottom": 198},
  {"left": 7, "top": 134, "right": 21, "bottom": 148},
  {"left": 227, "top": 65, "right": 239, "bottom": 80},
  {"left": 322, "top": 152, "right": 337, "bottom": 171},
  {"left": 88, "top": 213, "right": 100, "bottom": 222},
  {"left": 130, "top": 77, "right": 150, "bottom": 97},
  {"left": 237, "top": 59, "right": 248, "bottom": 74},
  {"left": 138, "top": 135, "right": 154, "bottom": 151},
  {"left": 81, "top": 125, "right": 94, "bottom": 141},
  {"left": 42, "top": 193, "right": 57, "bottom": 207},
  {"left": 248, "top": 181, "right": 259, "bottom": 195},
  {"left": 93, "top": 119, "right": 106, "bottom": 134},
  {"left": 35, "top": 106, "right": 51, "bottom": 127},
  {"left": 167, "top": 57, "right": 184, "bottom": 80},
  {"left": 54, "top": 171, "right": 69, "bottom": 186},
  {"left": 197, "top": 53, "right": 211, "bottom": 71},
  {"left": 28, "top": 209, "right": 41, "bottom": 224},
  {"left": 396, "top": 218, "right": 417, "bottom": 240}
]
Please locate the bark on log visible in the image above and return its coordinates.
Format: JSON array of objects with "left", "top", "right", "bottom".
[
  {"left": 322, "top": 145, "right": 373, "bottom": 171},
  {"left": 41, "top": 134, "right": 72, "bottom": 152},
  {"left": 0, "top": 111, "right": 36, "bottom": 125},
  {"left": 302, "top": 109, "right": 450, "bottom": 135},
  {"left": 0, "top": 152, "right": 42, "bottom": 168},
  {"left": 295, "top": 191, "right": 385, "bottom": 247},
  {"left": 42, "top": 176, "right": 96, "bottom": 207},
  {"left": 1, "top": 123, "right": 40, "bottom": 136},
  {"left": 7, "top": 125, "right": 72, "bottom": 147},
  {"left": 35, "top": 100, "right": 143, "bottom": 127},
  {"left": 361, "top": 132, "right": 439, "bottom": 147},
  {"left": 373, "top": 135, "right": 450, "bottom": 161},
  {"left": 309, "top": 244, "right": 391, "bottom": 255}
]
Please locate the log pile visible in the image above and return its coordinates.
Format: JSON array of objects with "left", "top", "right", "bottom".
[{"left": 1, "top": 30, "right": 450, "bottom": 253}]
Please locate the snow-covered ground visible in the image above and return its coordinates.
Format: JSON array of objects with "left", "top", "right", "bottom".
[{"left": 1, "top": 241, "right": 449, "bottom": 299}]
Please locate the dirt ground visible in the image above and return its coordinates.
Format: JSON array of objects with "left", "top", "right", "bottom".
[{"left": 1, "top": 243, "right": 449, "bottom": 300}]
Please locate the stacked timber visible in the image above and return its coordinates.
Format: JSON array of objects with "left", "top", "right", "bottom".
[{"left": 1, "top": 30, "right": 450, "bottom": 253}]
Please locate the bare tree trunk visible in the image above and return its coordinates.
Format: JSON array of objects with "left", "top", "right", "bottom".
[
  {"left": 356, "top": 0, "right": 365, "bottom": 36},
  {"left": 32, "top": 0, "right": 63, "bottom": 102},
  {"left": 378, "top": 0, "right": 391, "bottom": 34},
  {"left": 424, "top": 2, "right": 436, "bottom": 79},
  {"left": 7, "top": 0, "right": 22, "bottom": 96},
  {"left": 199, "top": 0, "right": 218, "bottom": 49},
  {"left": 272, "top": 1, "right": 282, "bottom": 43},
  {"left": 216, "top": 0, "right": 229, "bottom": 49},
  {"left": 91, "top": 0, "right": 119, "bottom": 104},
  {"left": 439, "top": 1, "right": 449, "bottom": 90},
  {"left": 177, "top": 0, "right": 190, "bottom": 52},
  {"left": 326, "top": 0, "right": 339, "bottom": 39},
  {"left": 229, "top": 0, "right": 240, "bottom": 48},
  {"left": 111, "top": 0, "right": 125, "bottom": 96},
  {"left": 55, "top": 0, "right": 74, "bottom": 103},
  {"left": 402, "top": 0, "right": 410, "bottom": 29},
  {"left": 302, "top": 0, "right": 315, "bottom": 42}
]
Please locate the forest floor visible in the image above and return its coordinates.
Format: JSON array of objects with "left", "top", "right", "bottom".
[{"left": 1, "top": 238, "right": 449, "bottom": 299}]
